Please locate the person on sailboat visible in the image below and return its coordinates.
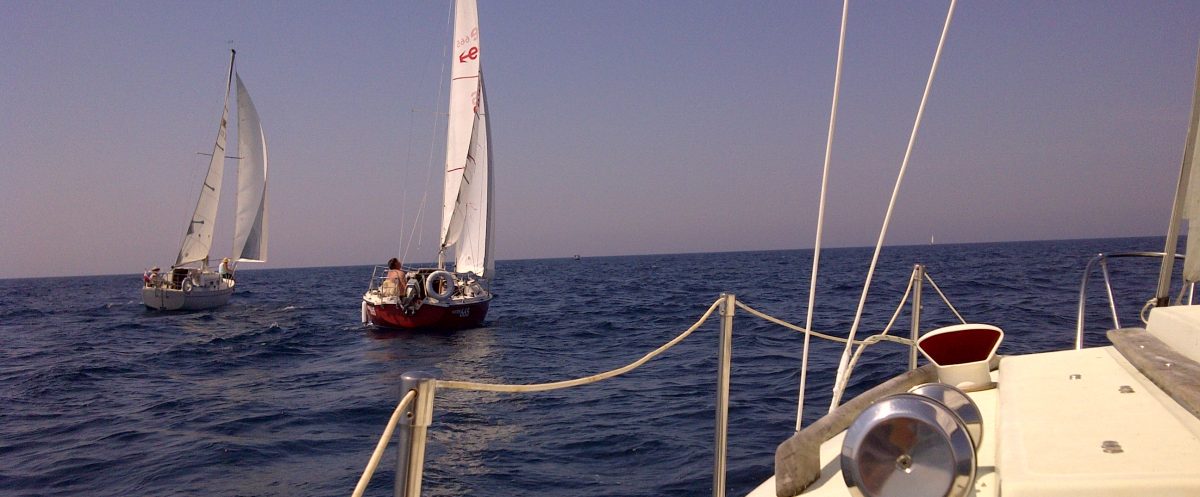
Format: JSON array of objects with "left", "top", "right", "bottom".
[
  {"left": 381, "top": 258, "right": 405, "bottom": 296},
  {"left": 219, "top": 258, "right": 234, "bottom": 280},
  {"left": 145, "top": 267, "right": 161, "bottom": 287}
]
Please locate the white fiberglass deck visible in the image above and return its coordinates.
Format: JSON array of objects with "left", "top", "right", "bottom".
[
  {"left": 997, "top": 346, "right": 1200, "bottom": 497},
  {"left": 750, "top": 346, "right": 1200, "bottom": 497}
]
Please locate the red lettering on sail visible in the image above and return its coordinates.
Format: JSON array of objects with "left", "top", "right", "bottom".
[
  {"left": 456, "top": 27, "right": 479, "bottom": 49},
  {"left": 458, "top": 46, "right": 479, "bottom": 63}
]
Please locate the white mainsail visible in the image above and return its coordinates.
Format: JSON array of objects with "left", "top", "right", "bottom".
[
  {"left": 440, "top": 0, "right": 494, "bottom": 278},
  {"left": 233, "top": 74, "right": 268, "bottom": 263},
  {"left": 177, "top": 52, "right": 235, "bottom": 266}
]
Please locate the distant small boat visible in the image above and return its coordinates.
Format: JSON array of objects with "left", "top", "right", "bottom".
[
  {"left": 361, "top": 0, "right": 493, "bottom": 330},
  {"left": 142, "top": 50, "right": 268, "bottom": 311},
  {"left": 574, "top": 254, "right": 581, "bottom": 261}
]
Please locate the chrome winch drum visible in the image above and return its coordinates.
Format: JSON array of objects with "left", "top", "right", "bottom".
[
  {"left": 841, "top": 393, "right": 976, "bottom": 497},
  {"left": 908, "top": 382, "right": 983, "bottom": 450}
]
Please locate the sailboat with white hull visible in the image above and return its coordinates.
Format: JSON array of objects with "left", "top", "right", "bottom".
[
  {"left": 143, "top": 49, "right": 269, "bottom": 311},
  {"left": 362, "top": 0, "right": 494, "bottom": 331}
]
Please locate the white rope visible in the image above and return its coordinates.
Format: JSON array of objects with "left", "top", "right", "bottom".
[
  {"left": 827, "top": 271, "right": 924, "bottom": 401},
  {"left": 438, "top": 299, "right": 723, "bottom": 393},
  {"left": 735, "top": 301, "right": 869, "bottom": 345},
  {"left": 874, "top": 268, "right": 918, "bottom": 339},
  {"left": 797, "top": 0, "right": 850, "bottom": 433},
  {"left": 841, "top": 333, "right": 915, "bottom": 391},
  {"left": 830, "top": 0, "right": 958, "bottom": 412},
  {"left": 352, "top": 390, "right": 417, "bottom": 497}
]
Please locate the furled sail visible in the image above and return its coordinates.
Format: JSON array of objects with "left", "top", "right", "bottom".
[
  {"left": 177, "top": 52, "right": 235, "bottom": 266},
  {"left": 1182, "top": 115, "right": 1200, "bottom": 282},
  {"left": 232, "top": 74, "right": 268, "bottom": 263},
  {"left": 1180, "top": 47, "right": 1200, "bottom": 283},
  {"left": 440, "top": 0, "right": 493, "bottom": 278}
]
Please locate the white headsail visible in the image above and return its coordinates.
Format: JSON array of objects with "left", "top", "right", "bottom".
[
  {"left": 440, "top": 0, "right": 494, "bottom": 278},
  {"left": 1162, "top": 43, "right": 1200, "bottom": 287},
  {"left": 233, "top": 74, "right": 268, "bottom": 263},
  {"left": 177, "top": 51, "right": 235, "bottom": 266}
]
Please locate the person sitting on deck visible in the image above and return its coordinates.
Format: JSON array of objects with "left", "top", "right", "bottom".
[
  {"left": 219, "top": 258, "right": 234, "bottom": 280},
  {"left": 381, "top": 257, "right": 405, "bottom": 296},
  {"left": 145, "top": 267, "right": 161, "bottom": 287}
]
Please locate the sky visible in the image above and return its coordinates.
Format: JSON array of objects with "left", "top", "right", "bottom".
[{"left": 3, "top": 1, "right": 1200, "bottom": 279}]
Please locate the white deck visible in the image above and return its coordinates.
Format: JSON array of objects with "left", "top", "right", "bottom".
[
  {"left": 1147, "top": 306, "right": 1200, "bottom": 364},
  {"left": 751, "top": 346, "right": 1200, "bottom": 496},
  {"left": 998, "top": 346, "right": 1200, "bottom": 497}
]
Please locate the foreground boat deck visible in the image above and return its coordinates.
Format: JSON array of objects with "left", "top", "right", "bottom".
[{"left": 752, "top": 345, "right": 1200, "bottom": 497}]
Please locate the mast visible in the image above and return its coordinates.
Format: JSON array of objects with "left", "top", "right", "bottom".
[
  {"left": 1156, "top": 42, "right": 1200, "bottom": 305},
  {"left": 176, "top": 49, "right": 236, "bottom": 267}
]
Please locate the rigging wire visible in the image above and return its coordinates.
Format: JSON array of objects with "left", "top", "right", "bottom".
[
  {"left": 796, "top": 0, "right": 849, "bottom": 432},
  {"left": 829, "top": 0, "right": 958, "bottom": 412},
  {"left": 401, "top": 1, "right": 455, "bottom": 266}
]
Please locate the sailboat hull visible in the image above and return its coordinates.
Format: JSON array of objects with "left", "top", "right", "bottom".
[
  {"left": 364, "top": 297, "right": 491, "bottom": 331},
  {"left": 142, "top": 273, "right": 235, "bottom": 311},
  {"left": 142, "top": 282, "right": 234, "bottom": 310}
]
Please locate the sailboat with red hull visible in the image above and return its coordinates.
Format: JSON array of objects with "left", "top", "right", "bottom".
[{"left": 361, "top": 0, "right": 494, "bottom": 331}]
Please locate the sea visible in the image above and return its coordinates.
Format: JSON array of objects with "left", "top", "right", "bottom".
[{"left": 0, "top": 236, "right": 1181, "bottom": 497}]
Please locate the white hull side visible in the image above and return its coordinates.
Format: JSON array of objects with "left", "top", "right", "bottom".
[{"left": 142, "top": 279, "right": 235, "bottom": 311}]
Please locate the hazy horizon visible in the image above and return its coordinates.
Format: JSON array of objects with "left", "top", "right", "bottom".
[
  {"left": 4, "top": 1, "right": 1199, "bottom": 279},
  {"left": 1, "top": 233, "right": 1172, "bottom": 281}
]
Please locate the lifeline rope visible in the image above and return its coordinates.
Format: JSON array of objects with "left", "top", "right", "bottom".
[
  {"left": 353, "top": 390, "right": 416, "bottom": 497},
  {"left": 829, "top": 0, "right": 958, "bottom": 412},
  {"left": 736, "top": 301, "right": 866, "bottom": 345},
  {"left": 354, "top": 280, "right": 965, "bottom": 495},
  {"left": 437, "top": 299, "right": 722, "bottom": 393},
  {"left": 798, "top": 0, "right": 850, "bottom": 432}
]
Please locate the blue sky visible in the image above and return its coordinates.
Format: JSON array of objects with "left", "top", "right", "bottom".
[{"left": 2, "top": 1, "right": 1199, "bottom": 279}]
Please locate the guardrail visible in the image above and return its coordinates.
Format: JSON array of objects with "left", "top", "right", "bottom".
[
  {"left": 353, "top": 265, "right": 963, "bottom": 497},
  {"left": 1074, "top": 252, "right": 1191, "bottom": 349}
]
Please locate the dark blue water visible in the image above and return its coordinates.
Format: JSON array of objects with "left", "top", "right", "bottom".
[{"left": 0, "top": 236, "right": 1180, "bottom": 496}]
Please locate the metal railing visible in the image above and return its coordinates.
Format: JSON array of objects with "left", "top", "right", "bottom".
[
  {"left": 352, "top": 264, "right": 965, "bottom": 497},
  {"left": 1074, "top": 252, "right": 1191, "bottom": 349},
  {"left": 365, "top": 265, "right": 388, "bottom": 293}
]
